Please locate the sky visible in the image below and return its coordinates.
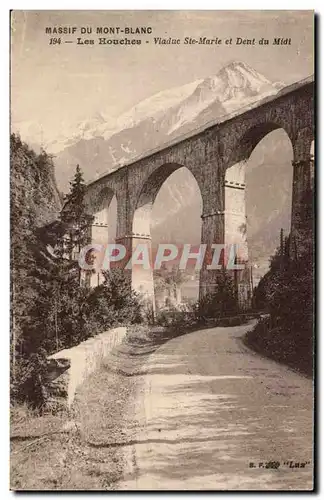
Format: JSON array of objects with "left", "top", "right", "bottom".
[{"left": 11, "top": 10, "right": 314, "bottom": 146}]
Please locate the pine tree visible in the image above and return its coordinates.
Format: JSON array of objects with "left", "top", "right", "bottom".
[
  {"left": 48, "top": 165, "right": 95, "bottom": 347},
  {"left": 56, "top": 165, "right": 94, "bottom": 285},
  {"left": 84, "top": 269, "right": 142, "bottom": 331}
]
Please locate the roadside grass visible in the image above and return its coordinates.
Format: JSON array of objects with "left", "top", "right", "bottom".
[
  {"left": 11, "top": 403, "right": 69, "bottom": 438},
  {"left": 10, "top": 402, "right": 76, "bottom": 490},
  {"left": 244, "top": 319, "right": 313, "bottom": 378},
  {"left": 10, "top": 370, "right": 134, "bottom": 490},
  {"left": 125, "top": 324, "right": 154, "bottom": 345}
]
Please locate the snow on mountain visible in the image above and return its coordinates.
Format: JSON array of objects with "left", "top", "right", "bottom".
[
  {"left": 44, "top": 78, "right": 204, "bottom": 154},
  {"left": 167, "top": 61, "right": 282, "bottom": 135},
  {"left": 47, "top": 61, "right": 284, "bottom": 191},
  {"left": 53, "top": 61, "right": 281, "bottom": 152},
  {"left": 107, "top": 78, "right": 204, "bottom": 139},
  {"left": 14, "top": 62, "right": 284, "bottom": 183}
]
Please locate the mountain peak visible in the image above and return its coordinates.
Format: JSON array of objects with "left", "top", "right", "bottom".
[
  {"left": 217, "top": 61, "right": 271, "bottom": 89},
  {"left": 222, "top": 60, "right": 255, "bottom": 71},
  {"left": 41, "top": 61, "right": 284, "bottom": 190}
]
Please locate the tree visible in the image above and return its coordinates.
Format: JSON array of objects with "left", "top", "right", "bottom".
[
  {"left": 84, "top": 269, "right": 143, "bottom": 333},
  {"left": 15, "top": 164, "right": 95, "bottom": 357},
  {"left": 198, "top": 271, "right": 237, "bottom": 318},
  {"left": 56, "top": 165, "right": 94, "bottom": 284},
  {"left": 46, "top": 165, "right": 95, "bottom": 348},
  {"left": 154, "top": 265, "right": 188, "bottom": 292}
]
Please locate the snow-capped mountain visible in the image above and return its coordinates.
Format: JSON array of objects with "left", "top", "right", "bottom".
[
  {"left": 44, "top": 61, "right": 284, "bottom": 190},
  {"left": 14, "top": 61, "right": 294, "bottom": 277}
]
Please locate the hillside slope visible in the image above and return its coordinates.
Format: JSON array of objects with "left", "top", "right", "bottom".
[{"left": 10, "top": 134, "right": 62, "bottom": 361}]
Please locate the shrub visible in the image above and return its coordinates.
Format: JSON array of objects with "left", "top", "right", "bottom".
[
  {"left": 84, "top": 269, "right": 143, "bottom": 334},
  {"left": 197, "top": 272, "right": 238, "bottom": 319},
  {"left": 11, "top": 349, "right": 49, "bottom": 409},
  {"left": 155, "top": 303, "right": 197, "bottom": 329}
]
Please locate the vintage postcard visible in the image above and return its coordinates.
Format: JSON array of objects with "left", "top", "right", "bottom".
[{"left": 10, "top": 10, "right": 314, "bottom": 491}]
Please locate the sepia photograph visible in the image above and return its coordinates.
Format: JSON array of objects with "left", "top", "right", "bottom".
[{"left": 10, "top": 10, "right": 314, "bottom": 491}]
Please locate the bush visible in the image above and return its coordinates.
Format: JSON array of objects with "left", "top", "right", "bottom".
[
  {"left": 217, "top": 315, "right": 248, "bottom": 327},
  {"left": 245, "top": 317, "right": 313, "bottom": 376},
  {"left": 11, "top": 349, "right": 49, "bottom": 409},
  {"left": 155, "top": 303, "right": 198, "bottom": 329},
  {"left": 197, "top": 272, "right": 238, "bottom": 319},
  {"left": 247, "top": 227, "right": 314, "bottom": 376},
  {"left": 84, "top": 269, "right": 143, "bottom": 334}
]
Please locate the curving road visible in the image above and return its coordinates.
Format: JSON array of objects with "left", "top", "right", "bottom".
[{"left": 117, "top": 321, "right": 313, "bottom": 491}]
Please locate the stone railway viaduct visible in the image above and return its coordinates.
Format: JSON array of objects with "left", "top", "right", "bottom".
[{"left": 83, "top": 75, "right": 314, "bottom": 309}]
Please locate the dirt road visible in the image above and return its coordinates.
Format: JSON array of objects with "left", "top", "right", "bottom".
[{"left": 117, "top": 322, "right": 313, "bottom": 490}]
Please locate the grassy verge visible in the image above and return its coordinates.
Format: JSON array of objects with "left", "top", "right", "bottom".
[
  {"left": 10, "top": 404, "right": 76, "bottom": 490},
  {"left": 243, "top": 319, "right": 313, "bottom": 378}
]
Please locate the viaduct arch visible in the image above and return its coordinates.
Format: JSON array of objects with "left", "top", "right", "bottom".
[{"left": 131, "top": 163, "right": 203, "bottom": 302}]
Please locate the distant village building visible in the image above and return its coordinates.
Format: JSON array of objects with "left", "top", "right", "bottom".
[{"left": 155, "top": 282, "right": 182, "bottom": 310}]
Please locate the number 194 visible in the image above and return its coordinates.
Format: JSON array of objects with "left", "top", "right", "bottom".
[{"left": 49, "top": 38, "right": 61, "bottom": 45}]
